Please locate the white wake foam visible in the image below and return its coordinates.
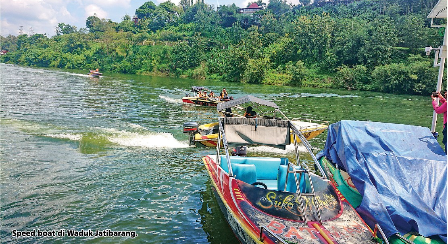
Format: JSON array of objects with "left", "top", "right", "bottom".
[
  {"left": 159, "top": 95, "right": 183, "bottom": 104},
  {"left": 108, "top": 131, "right": 189, "bottom": 148}
]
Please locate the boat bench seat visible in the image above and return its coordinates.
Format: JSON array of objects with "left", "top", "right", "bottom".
[
  {"left": 220, "top": 156, "right": 309, "bottom": 192},
  {"left": 220, "top": 156, "right": 288, "bottom": 178},
  {"left": 221, "top": 156, "right": 288, "bottom": 190}
]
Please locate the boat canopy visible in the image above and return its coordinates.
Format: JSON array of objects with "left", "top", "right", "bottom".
[
  {"left": 217, "top": 95, "right": 278, "bottom": 111},
  {"left": 427, "top": 0, "right": 447, "bottom": 19},
  {"left": 222, "top": 117, "right": 290, "bottom": 149},
  {"left": 320, "top": 120, "right": 447, "bottom": 241}
]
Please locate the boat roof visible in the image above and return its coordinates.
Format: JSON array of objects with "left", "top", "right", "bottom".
[
  {"left": 320, "top": 120, "right": 447, "bottom": 240},
  {"left": 217, "top": 95, "right": 278, "bottom": 111},
  {"left": 427, "top": 0, "right": 447, "bottom": 19}
]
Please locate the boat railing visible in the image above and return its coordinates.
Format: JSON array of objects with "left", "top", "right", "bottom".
[
  {"left": 374, "top": 224, "right": 390, "bottom": 244},
  {"left": 290, "top": 122, "right": 327, "bottom": 177},
  {"left": 259, "top": 225, "right": 288, "bottom": 244},
  {"left": 284, "top": 163, "right": 308, "bottom": 222},
  {"left": 217, "top": 118, "right": 233, "bottom": 177}
]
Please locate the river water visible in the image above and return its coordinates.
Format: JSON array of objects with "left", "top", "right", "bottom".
[{"left": 0, "top": 64, "right": 442, "bottom": 243}]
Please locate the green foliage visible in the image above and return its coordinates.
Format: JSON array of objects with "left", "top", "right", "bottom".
[
  {"left": 371, "top": 57, "right": 438, "bottom": 94},
  {"left": 263, "top": 70, "right": 291, "bottom": 85},
  {"left": 286, "top": 61, "right": 309, "bottom": 87},
  {"left": 243, "top": 57, "right": 269, "bottom": 84},
  {"left": 0, "top": 0, "right": 444, "bottom": 95},
  {"left": 336, "top": 65, "right": 370, "bottom": 90}
]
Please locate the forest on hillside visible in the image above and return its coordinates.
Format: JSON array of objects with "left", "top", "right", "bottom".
[{"left": 1, "top": 0, "right": 446, "bottom": 95}]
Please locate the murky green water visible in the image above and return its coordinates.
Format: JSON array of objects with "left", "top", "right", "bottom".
[{"left": 0, "top": 64, "right": 443, "bottom": 243}]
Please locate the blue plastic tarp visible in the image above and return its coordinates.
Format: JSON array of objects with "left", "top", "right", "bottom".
[{"left": 321, "top": 120, "right": 447, "bottom": 242}]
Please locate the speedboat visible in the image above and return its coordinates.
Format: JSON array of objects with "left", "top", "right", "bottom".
[
  {"left": 183, "top": 96, "right": 328, "bottom": 147},
  {"left": 88, "top": 70, "right": 102, "bottom": 77},
  {"left": 317, "top": 120, "right": 447, "bottom": 244},
  {"left": 202, "top": 96, "right": 376, "bottom": 243}
]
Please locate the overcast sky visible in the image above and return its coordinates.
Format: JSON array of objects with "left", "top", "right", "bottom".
[{"left": 0, "top": 0, "right": 300, "bottom": 37}]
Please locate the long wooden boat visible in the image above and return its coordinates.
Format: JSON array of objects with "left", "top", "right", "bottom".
[
  {"left": 317, "top": 120, "right": 447, "bottom": 244},
  {"left": 182, "top": 86, "right": 230, "bottom": 107},
  {"left": 203, "top": 97, "right": 377, "bottom": 243}
]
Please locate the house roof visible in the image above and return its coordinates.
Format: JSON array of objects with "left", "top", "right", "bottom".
[{"left": 247, "top": 3, "right": 261, "bottom": 9}]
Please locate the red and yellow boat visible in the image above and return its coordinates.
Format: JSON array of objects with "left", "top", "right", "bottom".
[
  {"left": 183, "top": 96, "right": 328, "bottom": 147},
  {"left": 202, "top": 97, "right": 378, "bottom": 243}
]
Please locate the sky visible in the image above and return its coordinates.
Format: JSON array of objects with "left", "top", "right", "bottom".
[{"left": 0, "top": 0, "right": 300, "bottom": 37}]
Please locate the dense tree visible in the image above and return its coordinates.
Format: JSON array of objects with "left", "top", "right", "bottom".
[
  {"left": 1, "top": 0, "right": 445, "bottom": 95},
  {"left": 56, "top": 23, "right": 78, "bottom": 35}
]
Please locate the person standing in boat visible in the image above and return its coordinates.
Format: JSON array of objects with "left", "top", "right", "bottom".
[{"left": 432, "top": 91, "right": 447, "bottom": 152}]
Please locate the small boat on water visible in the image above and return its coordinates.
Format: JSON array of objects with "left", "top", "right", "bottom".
[
  {"left": 183, "top": 95, "right": 328, "bottom": 147},
  {"left": 202, "top": 96, "right": 376, "bottom": 243},
  {"left": 88, "top": 69, "right": 102, "bottom": 77},
  {"left": 317, "top": 120, "right": 447, "bottom": 244},
  {"left": 182, "top": 86, "right": 231, "bottom": 107}
]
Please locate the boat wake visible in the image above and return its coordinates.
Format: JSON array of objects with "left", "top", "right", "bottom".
[
  {"left": 159, "top": 95, "right": 183, "bottom": 104},
  {"left": 105, "top": 128, "right": 189, "bottom": 148},
  {"left": 2, "top": 119, "right": 189, "bottom": 150}
]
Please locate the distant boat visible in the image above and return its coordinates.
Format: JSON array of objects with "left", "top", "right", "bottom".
[
  {"left": 182, "top": 86, "right": 230, "bottom": 107},
  {"left": 88, "top": 70, "right": 102, "bottom": 77}
]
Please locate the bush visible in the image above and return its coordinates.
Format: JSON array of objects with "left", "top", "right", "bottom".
[
  {"left": 286, "top": 61, "right": 308, "bottom": 87},
  {"left": 371, "top": 59, "right": 439, "bottom": 95},
  {"left": 335, "top": 65, "right": 370, "bottom": 90},
  {"left": 242, "top": 57, "right": 268, "bottom": 84},
  {"left": 263, "top": 70, "right": 291, "bottom": 85}
]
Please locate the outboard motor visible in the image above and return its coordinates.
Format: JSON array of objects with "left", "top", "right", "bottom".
[
  {"left": 183, "top": 122, "right": 198, "bottom": 133},
  {"left": 183, "top": 122, "right": 198, "bottom": 145},
  {"left": 232, "top": 146, "right": 247, "bottom": 156}
]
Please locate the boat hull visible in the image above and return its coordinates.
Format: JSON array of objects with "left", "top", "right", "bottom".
[
  {"left": 203, "top": 155, "right": 375, "bottom": 244},
  {"left": 182, "top": 96, "right": 220, "bottom": 107}
]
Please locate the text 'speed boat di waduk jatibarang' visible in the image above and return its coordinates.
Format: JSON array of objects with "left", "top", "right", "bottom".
[
  {"left": 316, "top": 120, "right": 447, "bottom": 244},
  {"left": 183, "top": 95, "right": 328, "bottom": 147},
  {"left": 202, "top": 96, "right": 378, "bottom": 244}
]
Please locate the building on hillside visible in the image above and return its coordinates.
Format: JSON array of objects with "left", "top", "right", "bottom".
[{"left": 238, "top": 3, "right": 263, "bottom": 14}]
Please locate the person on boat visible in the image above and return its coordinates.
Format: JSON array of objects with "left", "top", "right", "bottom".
[
  {"left": 244, "top": 106, "right": 257, "bottom": 118},
  {"left": 224, "top": 108, "right": 233, "bottom": 117},
  {"left": 209, "top": 91, "right": 215, "bottom": 98},
  {"left": 220, "top": 88, "right": 228, "bottom": 100},
  {"left": 432, "top": 91, "right": 447, "bottom": 152}
]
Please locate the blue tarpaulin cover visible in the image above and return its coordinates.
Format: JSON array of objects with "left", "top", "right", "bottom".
[{"left": 321, "top": 120, "right": 447, "bottom": 241}]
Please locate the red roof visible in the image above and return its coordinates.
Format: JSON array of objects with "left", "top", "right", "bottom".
[{"left": 247, "top": 3, "right": 261, "bottom": 9}]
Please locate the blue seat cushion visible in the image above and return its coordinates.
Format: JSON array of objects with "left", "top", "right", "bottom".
[
  {"left": 220, "top": 156, "right": 288, "bottom": 180},
  {"left": 277, "top": 165, "right": 308, "bottom": 193},
  {"left": 232, "top": 163, "right": 257, "bottom": 184}
]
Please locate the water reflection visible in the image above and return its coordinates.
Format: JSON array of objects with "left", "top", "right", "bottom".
[{"left": 199, "top": 179, "right": 239, "bottom": 244}]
